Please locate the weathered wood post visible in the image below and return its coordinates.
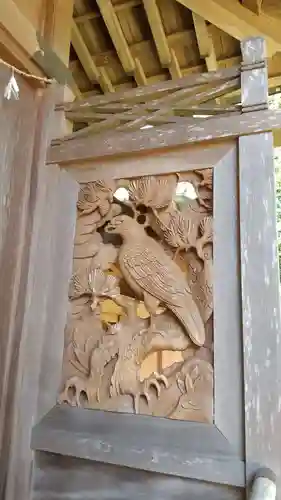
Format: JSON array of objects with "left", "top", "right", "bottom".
[{"left": 239, "top": 37, "right": 281, "bottom": 496}]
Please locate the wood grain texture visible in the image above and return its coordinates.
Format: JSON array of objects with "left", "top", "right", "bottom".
[
  {"left": 239, "top": 37, "right": 281, "bottom": 498},
  {"left": 55, "top": 78, "right": 239, "bottom": 139},
  {"left": 240, "top": 38, "right": 268, "bottom": 110},
  {"left": 0, "top": 67, "right": 38, "bottom": 499},
  {"left": 65, "top": 141, "right": 235, "bottom": 183},
  {"left": 239, "top": 132, "right": 281, "bottom": 496},
  {"left": 213, "top": 146, "right": 244, "bottom": 458},
  {"left": 32, "top": 451, "right": 244, "bottom": 500},
  {"left": 0, "top": 71, "right": 78, "bottom": 500},
  {"left": 47, "top": 109, "right": 281, "bottom": 165},
  {"left": 32, "top": 405, "right": 246, "bottom": 487},
  {"left": 59, "top": 66, "right": 240, "bottom": 111}
]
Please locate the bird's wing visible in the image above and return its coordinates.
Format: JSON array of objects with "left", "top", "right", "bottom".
[{"left": 122, "top": 245, "right": 187, "bottom": 307}]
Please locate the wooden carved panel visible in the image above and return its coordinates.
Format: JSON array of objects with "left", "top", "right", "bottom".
[{"left": 59, "top": 170, "right": 213, "bottom": 423}]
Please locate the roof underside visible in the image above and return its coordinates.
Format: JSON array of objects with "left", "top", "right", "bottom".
[{"left": 70, "top": 0, "right": 281, "bottom": 100}]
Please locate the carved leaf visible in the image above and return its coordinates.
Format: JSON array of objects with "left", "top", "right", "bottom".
[
  {"left": 128, "top": 175, "right": 177, "bottom": 209},
  {"left": 91, "top": 244, "right": 118, "bottom": 271},
  {"left": 73, "top": 232, "right": 102, "bottom": 259},
  {"left": 195, "top": 168, "right": 213, "bottom": 190},
  {"left": 77, "top": 180, "right": 116, "bottom": 214},
  {"left": 76, "top": 211, "right": 102, "bottom": 236},
  {"left": 155, "top": 209, "right": 193, "bottom": 250},
  {"left": 199, "top": 216, "right": 213, "bottom": 240},
  {"left": 100, "top": 298, "right": 124, "bottom": 317},
  {"left": 137, "top": 302, "right": 150, "bottom": 319},
  {"left": 73, "top": 347, "right": 90, "bottom": 372},
  {"left": 88, "top": 268, "right": 120, "bottom": 298},
  {"left": 69, "top": 272, "right": 91, "bottom": 299}
]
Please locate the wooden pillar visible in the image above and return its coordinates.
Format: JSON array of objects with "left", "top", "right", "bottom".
[
  {"left": 0, "top": 70, "right": 78, "bottom": 500},
  {"left": 239, "top": 38, "right": 281, "bottom": 495}
]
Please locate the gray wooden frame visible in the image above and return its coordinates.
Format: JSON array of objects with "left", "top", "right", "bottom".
[
  {"left": 32, "top": 139, "right": 250, "bottom": 494},
  {"left": 31, "top": 37, "right": 281, "bottom": 500}
]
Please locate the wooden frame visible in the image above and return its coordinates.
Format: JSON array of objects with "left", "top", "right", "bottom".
[
  {"left": 30, "top": 37, "right": 281, "bottom": 500},
  {"left": 32, "top": 139, "right": 248, "bottom": 491}
]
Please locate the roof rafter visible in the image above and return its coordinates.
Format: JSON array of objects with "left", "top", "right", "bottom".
[
  {"left": 192, "top": 13, "right": 217, "bottom": 71},
  {"left": 175, "top": 0, "right": 281, "bottom": 57},
  {"left": 74, "top": 0, "right": 141, "bottom": 23},
  {"left": 96, "top": 0, "right": 147, "bottom": 86},
  {"left": 242, "top": 0, "right": 263, "bottom": 15},
  {"left": 142, "top": 0, "right": 182, "bottom": 79},
  {"left": 71, "top": 21, "right": 114, "bottom": 93}
]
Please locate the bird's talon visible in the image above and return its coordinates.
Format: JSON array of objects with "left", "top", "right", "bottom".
[
  {"left": 159, "top": 374, "right": 169, "bottom": 389},
  {"left": 149, "top": 380, "right": 161, "bottom": 397},
  {"left": 152, "top": 371, "right": 169, "bottom": 389},
  {"left": 144, "top": 391, "right": 151, "bottom": 402}
]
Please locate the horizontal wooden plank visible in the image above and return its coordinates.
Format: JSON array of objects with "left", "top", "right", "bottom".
[
  {"left": 47, "top": 109, "right": 281, "bottom": 165},
  {"left": 65, "top": 105, "right": 239, "bottom": 121},
  {"left": 33, "top": 453, "right": 245, "bottom": 500},
  {"left": 57, "top": 66, "right": 240, "bottom": 111},
  {"left": 56, "top": 79, "right": 239, "bottom": 142},
  {"left": 65, "top": 141, "right": 234, "bottom": 183},
  {"left": 31, "top": 405, "right": 247, "bottom": 487}
]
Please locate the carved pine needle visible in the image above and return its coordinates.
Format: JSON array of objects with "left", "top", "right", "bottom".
[
  {"left": 128, "top": 174, "right": 177, "bottom": 210},
  {"left": 154, "top": 208, "right": 194, "bottom": 260},
  {"left": 196, "top": 216, "right": 213, "bottom": 260}
]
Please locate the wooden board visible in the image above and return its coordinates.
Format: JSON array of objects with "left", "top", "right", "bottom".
[
  {"left": 0, "top": 69, "right": 78, "bottom": 500},
  {"left": 47, "top": 108, "right": 281, "bottom": 165},
  {"left": 32, "top": 405, "right": 246, "bottom": 488},
  {"left": 32, "top": 451, "right": 244, "bottom": 500},
  {"left": 213, "top": 145, "right": 244, "bottom": 458},
  {"left": 0, "top": 68, "right": 38, "bottom": 498},
  {"left": 239, "top": 132, "right": 281, "bottom": 494}
]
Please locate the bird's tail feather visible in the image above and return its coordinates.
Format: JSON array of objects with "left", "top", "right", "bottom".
[{"left": 170, "top": 298, "right": 205, "bottom": 347}]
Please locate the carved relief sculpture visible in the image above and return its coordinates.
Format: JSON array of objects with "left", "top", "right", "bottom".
[{"left": 59, "top": 170, "right": 214, "bottom": 423}]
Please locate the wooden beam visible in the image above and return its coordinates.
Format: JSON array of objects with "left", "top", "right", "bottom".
[
  {"left": 96, "top": 0, "right": 135, "bottom": 73},
  {"left": 142, "top": 0, "right": 182, "bottom": 79},
  {"left": 142, "top": 0, "right": 170, "bottom": 65},
  {"left": 74, "top": 0, "right": 141, "bottom": 23},
  {"left": 192, "top": 13, "right": 217, "bottom": 71},
  {"left": 74, "top": 0, "right": 105, "bottom": 57},
  {"left": 175, "top": 0, "right": 281, "bottom": 57},
  {"left": 47, "top": 109, "right": 281, "bottom": 165},
  {"left": 59, "top": 66, "right": 240, "bottom": 110},
  {"left": 0, "top": 0, "right": 40, "bottom": 60},
  {"left": 71, "top": 21, "right": 114, "bottom": 93},
  {"left": 43, "top": 0, "right": 74, "bottom": 66},
  {"left": 169, "top": 49, "right": 182, "bottom": 79},
  {"left": 96, "top": 0, "right": 147, "bottom": 85},
  {"left": 74, "top": 57, "right": 241, "bottom": 96},
  {"left": 0, "top": 23, "right": 46, "bottom": 82},
  {"left": 134, "top": 57, "right": 148, "bottom": 86},
  {"left": 242, "top": 0, "right": 263, "bottom": 15},
  {"left": 0, "top": 0, "right": 79, "bottom": 97}
]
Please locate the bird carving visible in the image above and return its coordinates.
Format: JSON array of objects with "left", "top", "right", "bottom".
[{"left": 105, "top": 215, "right": 205, "bottom": 346}]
